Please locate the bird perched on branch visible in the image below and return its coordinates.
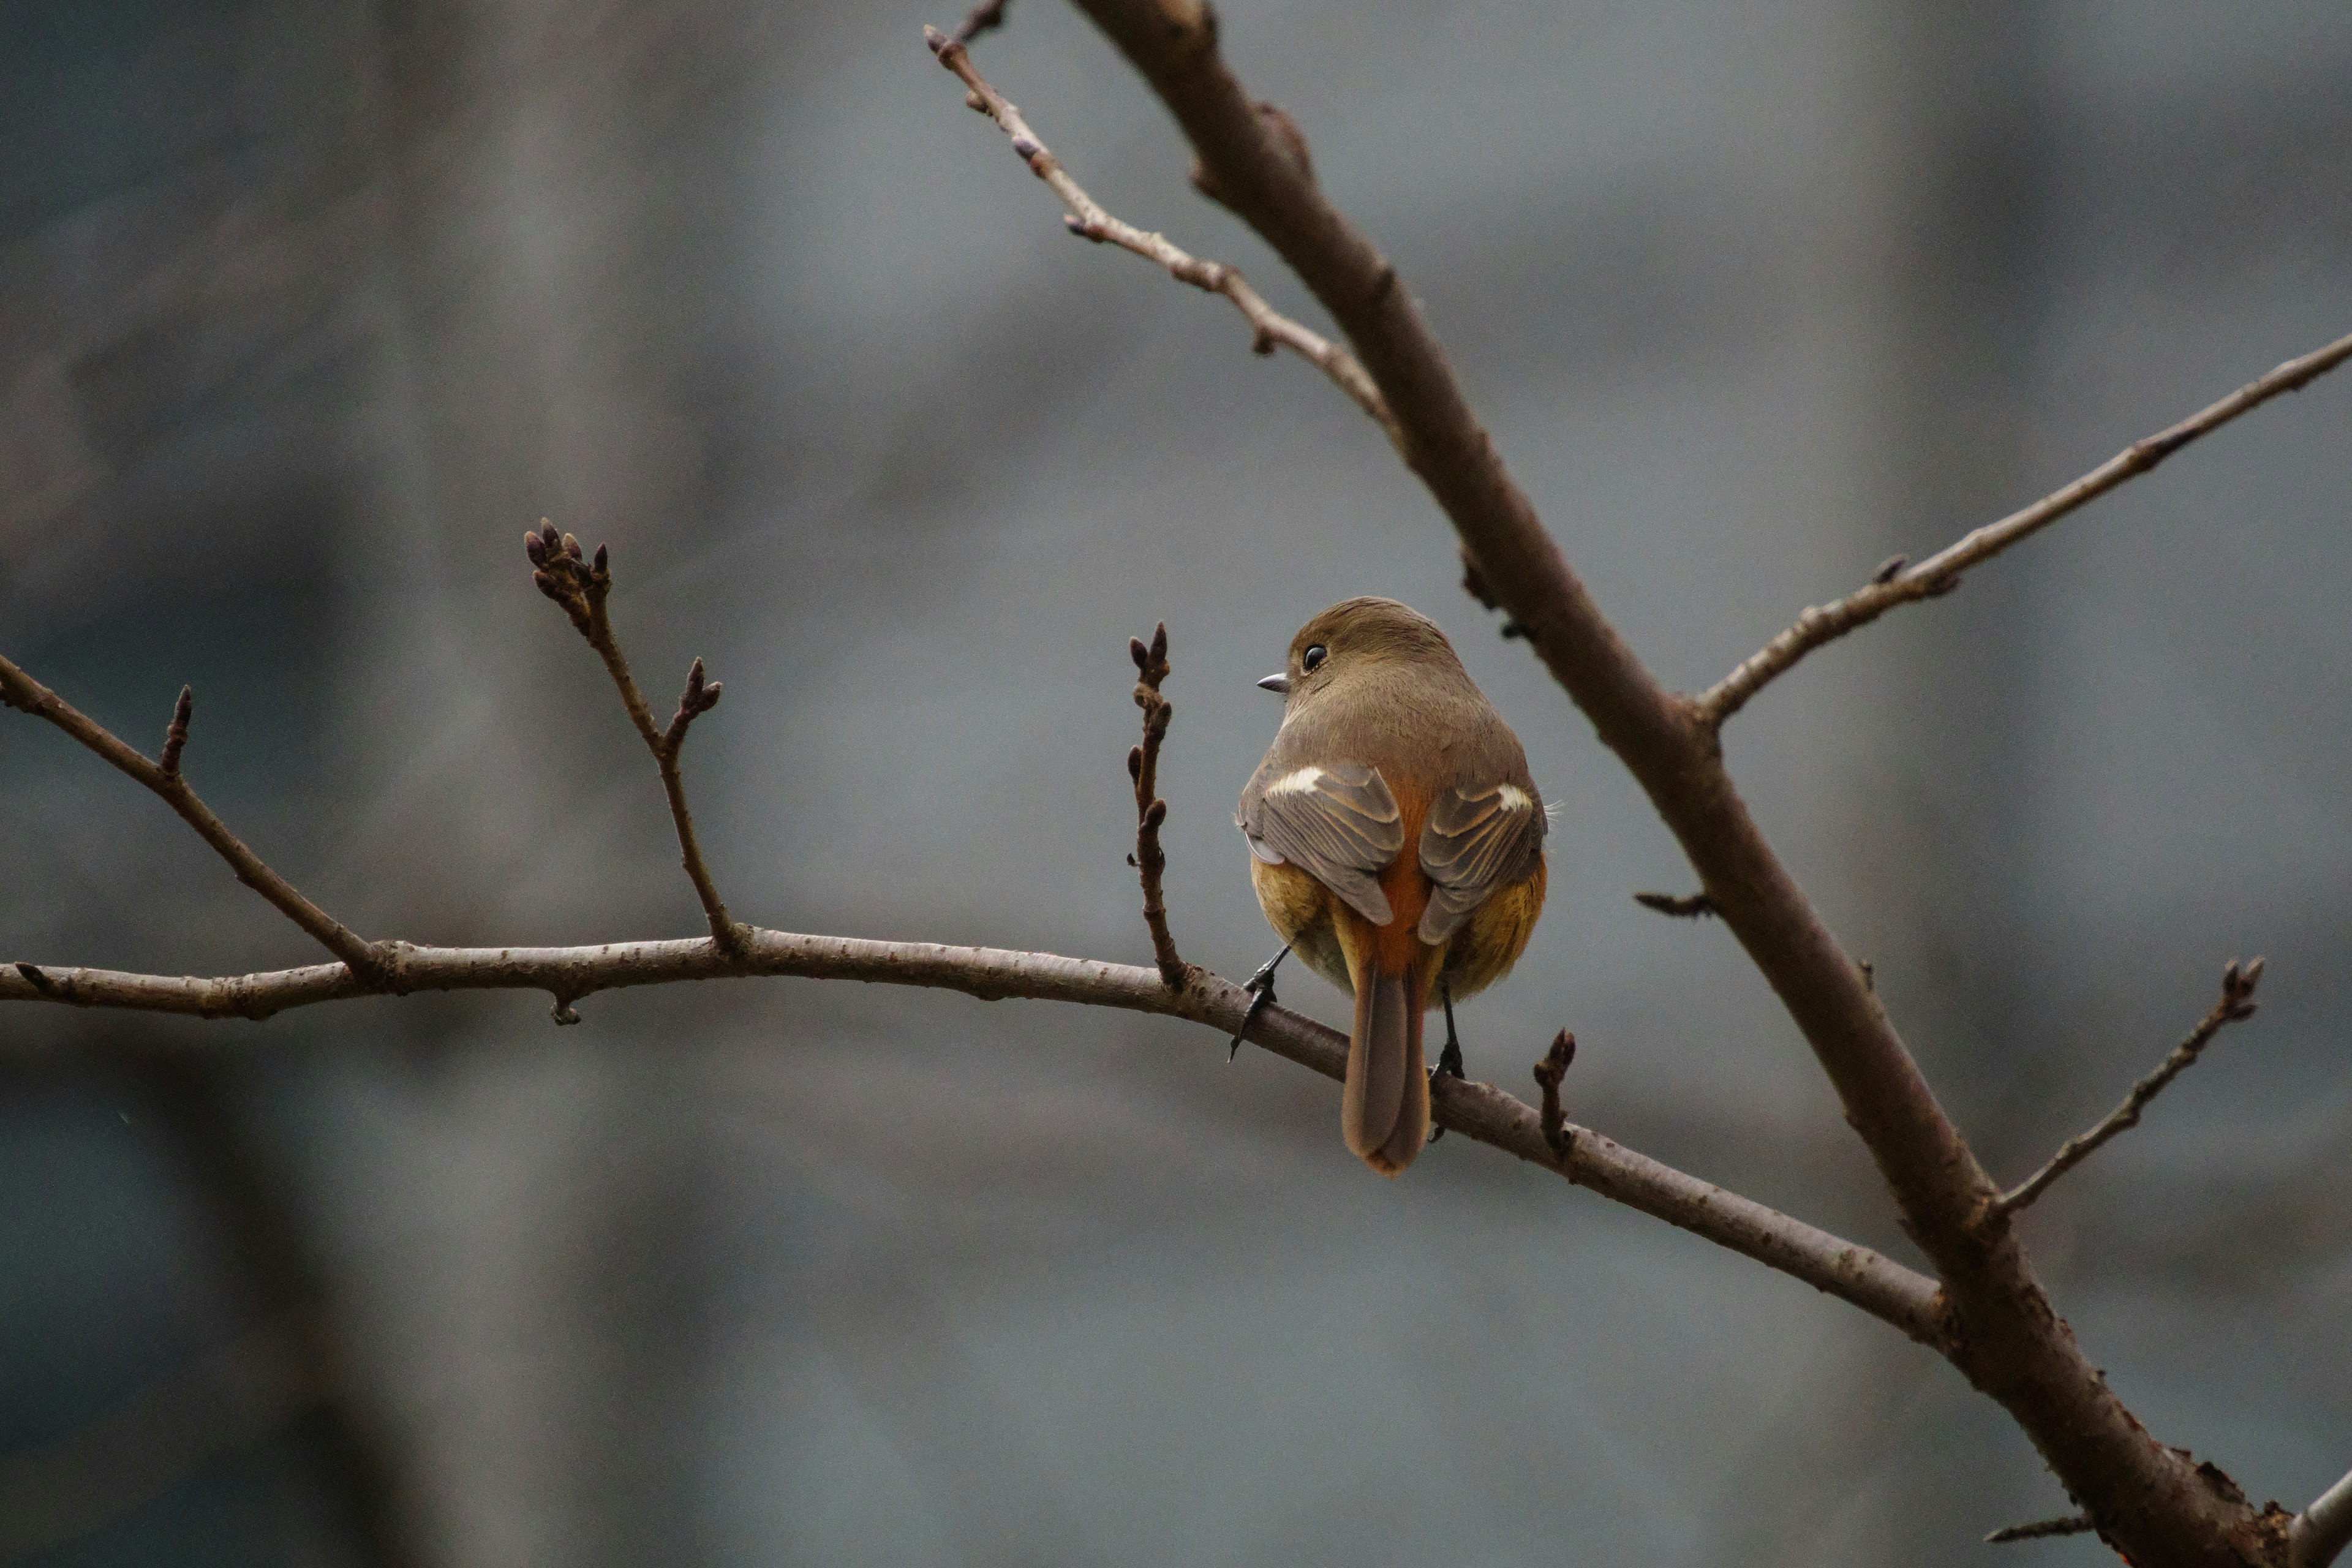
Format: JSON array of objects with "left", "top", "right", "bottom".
[{"left": 1237, "top": 598, "right": 1547, "bottom": 1174}]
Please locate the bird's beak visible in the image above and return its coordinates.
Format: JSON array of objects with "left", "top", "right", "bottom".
[{"left": 1256, "top": 672, "right": 1291, "bottom": 695}]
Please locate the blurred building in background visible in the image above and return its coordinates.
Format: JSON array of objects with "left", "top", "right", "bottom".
[{"left": 2, "top": 2, "right": 2348, "bottom": 1564}]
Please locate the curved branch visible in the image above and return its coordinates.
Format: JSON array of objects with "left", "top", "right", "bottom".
[
  {"left": 1699, "top": 328, "right": 2352, "bottom": 726},
  {"left": 0, "top": 930, "right": 1943, "bottom": 1347}
]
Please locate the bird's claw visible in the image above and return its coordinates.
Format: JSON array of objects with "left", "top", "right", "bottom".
[{"left": 1227, "top": 945, "right": 1290, "bottom": 1061}]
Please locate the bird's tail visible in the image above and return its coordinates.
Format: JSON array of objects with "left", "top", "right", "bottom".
[{"left": 1342, "top": 952, "right": 1432, "bottom": 1175}]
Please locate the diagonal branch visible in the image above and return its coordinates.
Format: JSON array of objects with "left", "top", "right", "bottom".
[
  {"left": 0, "top": 656, "right": 388, "bottom": 983},
  {"left": 925, "top": 28, "right": 1400, "bottom": 451},
  {"left": 1986, "top": 1515, "right": 2096, "bottom": 1545},
  {"left": 2291, "top": 1468, "right": 2352, "bottom": 1568},
  {"left": 1994, "top": 959, "right": 2264, "bottom": 1219},
  {"left": 0, "top": 931, "right": 1945, "bottom": 1348},
  {"left": 1699, "top": 328, "right": 2352, "bottom": 727},
  {"left": 1037, "top": 4, "right": 2272, "bottom": 1560},
  {"left": 1125, "top": 623, "right": 1193, "bottom": 989},
  {"left": 526, "top": 522, "right": 743, "bottom": 951}
]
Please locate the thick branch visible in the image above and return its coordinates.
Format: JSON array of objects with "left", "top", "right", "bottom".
[
  {"left": 526, "top": 522, "right": 742, "bottom": 950},
  {"left": 2292, "top": 1469, "right": 2352, "bottom": 1568},
  {"left": 0, "top": 655, "right": 386, "bottom": 982},
  {"left": 0, "top": 931, "right": 1943, "bottom": 1346},
  {"left": 1051, "top": 5, "right": 2264, "bottom": 1560},
  {"left": 1125, "top": 624, "right": 1191, "bottom": 988},
  {"left": 925, "top": 29, "right": 1400, "bottom": 450},
  {"left": 1994, "top": 959, "right": 2263, "bottom": 1218},
  {"left": 1700, "top": 328, "right": 2352, "bottom": 726}
]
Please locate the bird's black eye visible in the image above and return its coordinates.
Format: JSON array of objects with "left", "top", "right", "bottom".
[{"left": 1302, "top": 644, "right": 1327, "bottom": 673}]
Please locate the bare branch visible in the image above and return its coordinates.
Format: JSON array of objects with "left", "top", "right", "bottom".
[
  {"left": 924, "top": 28, "right": 1400, "bottom": 451},
  {"left": 1700, "top": 328, "right": 2352, "bottom": 727},
  {"left": 1532, "top": 1030, "right": 1575, "bottom": 1160},
  {"left": 1633, "top": 891, "right": 1717, "bottom": 920},
  {"left": 2292, "top": 1468, "right": 2352, "bottom": 1568},
  {"left": 526, "top": 521, "right": 743, "bottom": 952},
  {"left": 1125, "top": 624, "right": 1192, "bottom": 989},
  {"left": 158, "top": 685, "right": 193, "bottom": 778},
  {"left": 1042, "top": 5, "right": 2263, "bottom": 1558},
  {"left": 948, "top": 0, "right": 1011, "bottom": 47},
  {"left": 1994, "top": 959, "right": 2264, "bottom": 1218},
  {"left": 1986, "top": 1515, "right": 2095, "bottom": 1544},
  {"left": 0, "top": 655, "right": 387, "bottom": 982},
  {"left": 0, "top": 930, "right": 1942, "bottom": 1346}
]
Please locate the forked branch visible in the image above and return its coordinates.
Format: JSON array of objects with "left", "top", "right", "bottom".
[
  {"left": 1700, "top": 330, "right": 2352, "bottom": 727},
  {"left": 1993, "top": 959, "right": 2263, "bottom": 1219},
  {"left": 526, "top": 521, "right": 743, "bottom": 951}
]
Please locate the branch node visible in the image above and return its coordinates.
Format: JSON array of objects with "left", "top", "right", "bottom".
[
  {"left": 549, "top": 997, "right": 582, "bottom": 1027},
  {"left": 15, "top": 962, "right": 56, "bottom": 995},
  {"left": 159, "top": 685, "right": 194, "bottom": 777},
  {"left": 1871, "top": 554, "right": 1908, "bottom": 585},
  {"left": 663, "top": 658, "right": 723, "bottom": 756},
  {"left": 1634, "top": 890, "right": 1717, "bottom": 919},
  {"left": 1533, "top": 1030, "right": 1577, "bottom": 1161}
]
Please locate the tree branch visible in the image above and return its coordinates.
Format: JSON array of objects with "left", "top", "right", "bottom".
[
  {"left": 1125, "top": 624, "right": 1193, "bottom": 989},
  {"left": 1042, "top": 4, "right": 2273, "bottom": 1559},
  {"left": 1698, "top": 329, "right": 2352, "bottom": 727},
  {"left": 0, "top": 656, "right": 389, "bottom": 984},
  {"left": 924, "top": 29, "right": 1400, "bottom": 451},
  {"left": 526, "top": 522, "right": 743, "bottom": 952},
  {"left": 1987, "top": 1515, "right": 2097, "bottom": 1544},
  {"left": 0, "top": 930, "right": 1945, "bottom": 1347},
  {"left": 1994, "top": 960, "right": 2263, "bottom": 1219},
  {"left": 2291, "top": 1468, "right": 2352, "bottom": 1568}
]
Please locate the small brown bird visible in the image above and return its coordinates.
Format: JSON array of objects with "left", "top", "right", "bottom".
[{"left": 1237, "top": 598, "right": 1547, "bottom": 1175}]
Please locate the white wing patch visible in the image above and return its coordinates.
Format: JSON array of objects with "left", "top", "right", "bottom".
[
  {"left": 1265, "top": 765, "right": 1327, "bottom": 797},
  {"left": 1495, "top": 783, "right": 1534, "bottom": 812}
]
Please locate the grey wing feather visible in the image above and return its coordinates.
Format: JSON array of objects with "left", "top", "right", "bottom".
[
  {"left": 1418, "top": 782, "right": 1545, "bottom": 943},
  {"left": 1242, "top": 763, "right": 1404, "bottom": 925}
]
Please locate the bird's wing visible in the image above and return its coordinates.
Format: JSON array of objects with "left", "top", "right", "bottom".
[
  {"left": 1418, "top": 781, "right": 1545, "bottom": 944},
  {"left": 1239, "top": 762, "right": 1404, "bottom": 925}
]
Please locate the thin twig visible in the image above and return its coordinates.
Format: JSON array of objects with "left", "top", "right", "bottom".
[
  {"left": 1985, "top": 1515, "right": 2095, "bottom": 1544},
  {"left": 0, "top": 655, "right": 388, "bottom": 982},
  {"left": 924, "top": 28, "right": 1401, "bottom": 452},
  {"left": 1125, "top": 624, "right": 1191, "bottom": 990},
  {"left": 1532, "top": 1030, "right": 1575, "bottom": 1161},
  {"left": 0, "top": 930, "right": 1945, "bottom": 1346},
  {"left": 1992, "top": 959, "right": 2264, "bottom": 1219},
  {"left": 2291, "top": 1466, "right": 2352, "bottom": 1568},
  {"left": 1700, "top": 329, "right": 2352, "bottom": 727},
  {"left": 526, "top": 522, "right": 742, "bottom": 952},
  {"left": 948, "top": 0, "right": 1010, "bottom": 45},
  {"left": 1634, "top": 891, "right": 1717, "bottom": 920}
]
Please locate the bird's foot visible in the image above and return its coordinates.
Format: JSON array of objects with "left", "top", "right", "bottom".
[
  {"left": 1227, "top": 944, "right": 1291, "bottom": 1061},
  {"left": 1428, "top": 981, "right": 1466, "bottom": 1144}
]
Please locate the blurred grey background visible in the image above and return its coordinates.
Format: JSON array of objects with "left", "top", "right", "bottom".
[{"left": 2, "top": 1, "right": 2348, "bottom": 1563}]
